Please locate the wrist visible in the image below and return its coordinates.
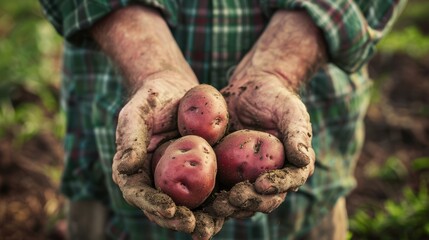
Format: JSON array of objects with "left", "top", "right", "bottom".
[
  {"left": 91, "top": 5, "right": 197, "bottom": 91},
  {"left": 232, "top": 10, "right": 326, "bottom": 91}
]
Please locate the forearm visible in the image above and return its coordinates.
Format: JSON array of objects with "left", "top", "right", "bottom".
[
  {"left": 91, "top": 5, "right": 197, "bottom": 91},
  {"left": 233, "top": 10, "right": 327, "bottom": 90}
]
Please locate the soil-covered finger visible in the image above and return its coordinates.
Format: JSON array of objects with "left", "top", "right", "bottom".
[
  {"left": 230, "top": 210, "right": 255, "bottom": 219},
  {"left": 284, "top": 133, "right": 312, "bottom": 168},
  {"left": 213, "top": 217, "right": 225, "bottom": 235},
  {"left": 204, "top": 191, "right": 236, "bottom": 218},
  {"left": 192, "top": 212, "right": 215, "bottom": 240},
  {"left": 277, "top": 96, "right": 313, "bottom": 168},
  {"left": 115, "top": 172, "right": 177, "bottom": 218},
  {"left": 115, "top": 102, "right": 152, "bottom": 174},
  {"left": 228, "top": 181, "right": 286, "bottom": 213},
  {"left": 143, "top": 206, "right": 196, "bottom": 233},
  {"left": 116, "top": 148, "right": 149, "bottom": 174},
  {"left": 254, "top": 166, "right": 310, "bottom": 194}
]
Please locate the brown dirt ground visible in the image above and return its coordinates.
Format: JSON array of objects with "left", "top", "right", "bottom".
[
  {"left": 0, "top": 52, "right": 428, "bottom": 240},
  {"left": 0, "top": 132, "right": 66, "bottom": 240},
  {"left": 346, "top": 52, "right": 429, "bottom": 215}
]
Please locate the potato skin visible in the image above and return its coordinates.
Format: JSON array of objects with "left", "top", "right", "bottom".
[
  {"left": 178, "top": 84, "right": 228, "bottom": 145},
  {"left": 154, "top": 135, "right": 217, "bottom": 209},
  {"left": 214, "top": 130, "right": 285, "bottom": 188},
  {"left": 151, "top": 140, "right": 174, "bottom": 175}
]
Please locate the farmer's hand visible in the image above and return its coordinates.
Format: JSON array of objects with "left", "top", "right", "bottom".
[
  {"left": 208, "top": 74, "right": 313, "bottom": 218},
  {"left": 219, "top": 74, "right": 315, "bottom": 213},
  {"left": 209, "top": 10, "right": 326, "bottom": 218},
  {"left": 112, "top": 72, "right": 197, "bottom": 232},
  {"left": 112, "top": 74, "right": 224, "bottom": 239},
  {"left": 91, "top": 5, "right": 223, "bottom": 239}
]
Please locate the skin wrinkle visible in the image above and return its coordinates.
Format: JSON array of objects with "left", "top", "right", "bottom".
[
  {"left": 248, "top": 13, "right": 325, "bottom": 89},
  {"left": 115, "top": 103, "right": 151, "bottom": 174},
  {"left": 193, "top": 214, "right": 212, "bottom": 239},
  {"left": 92, "top": 7, "right": 198, "bottom": 90},
  {"left": 152, "top": 101, "right": 178, "bottom": 133},
  {"left": 238, "top": 92, "right": 275, "bottom": 124}
]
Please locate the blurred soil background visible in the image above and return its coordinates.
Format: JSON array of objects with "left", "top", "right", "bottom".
[{"left": 0, "top": 1, "right": 428, "bottom": 239}]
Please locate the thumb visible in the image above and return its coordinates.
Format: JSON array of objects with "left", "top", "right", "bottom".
[
  {"left": 192, "top": 212, "right": 223, "bottom": 240},
  {"left": 115, "top": 94, "right": 153, "bottom": 175},
  {"left": 276, "top": 94, "right": 313, "bottom": 168}
]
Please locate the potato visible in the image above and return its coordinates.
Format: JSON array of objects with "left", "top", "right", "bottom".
[
  {"left": 214, "top": 129, "right": 285, "bottom": 187},
  {"left": 151, "top": 140, "right": 174, "bottom": 175},
  {"left": 178, "top": 84, "right": 228, "bottom": 145},
  {"left": 154, "top": 135, "right": 217, "bottom": 209}
]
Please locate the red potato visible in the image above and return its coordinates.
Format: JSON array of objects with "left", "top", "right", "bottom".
[
  {"left": 214, "top": 129, "right": 285, "bottom": 188},
  {"left": 151, "top": 140, "right": 174, "bottom": 175},
  {"left": 178, "top": 84, "right": 229, "bottom": 145},
  {"left": 154, "top": 135, "right": 217, "bottom": 209}
]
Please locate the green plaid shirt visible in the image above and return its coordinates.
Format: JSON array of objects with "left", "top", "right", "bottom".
[{"left": 40, "top": 0, "right": 406, "bottom": 239}]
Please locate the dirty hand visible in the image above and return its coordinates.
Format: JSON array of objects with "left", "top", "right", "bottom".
[
  {"left": 91, "top": 5, "right": 224, "bottom": 239},
  {"left": 112, "top": 72, "right": 197, "bottom": 233},
  {"left": 111, "top": 73, "right": 225, "bottom": 239},
  {"left": 222, "top": 72, "right": 316, "bottom": 187},
  {"left": 112, "top": 72, "right": 226, "bottom": 239},
  {"left": 208, "top": 10, "right": 326, "bottom": 218},
  {"left": 207, "top": 73, "right": 314, "bottom": 217}
]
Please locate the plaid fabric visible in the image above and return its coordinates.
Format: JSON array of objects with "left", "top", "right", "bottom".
[{"left": 40, "top": 0, "right": 406, "bottom": 239}]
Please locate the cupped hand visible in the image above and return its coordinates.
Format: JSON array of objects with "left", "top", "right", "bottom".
[
  {"left": 111, "top": 71, "right": 223, "bottom": 238},
  {"left": 205, "top": 10, "right": 325, "bottom": 218},
  {"left": 209, "top": 72, "right": 315, "bottom": 218}
]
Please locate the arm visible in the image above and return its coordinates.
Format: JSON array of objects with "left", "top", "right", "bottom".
[
  {"left": 90, "top": 5, "right": 222, "bottom": 239},
  {"left": 214, "top": 0, "right": 406, "bottom": 216},
  {"left": 91, "top": 5, "right": 197, "bottom": 161},
  {"left": 91, "top": 5, "right": 196, "bottom": 91},
  {"left": 230, "top": 10, "right": 326, "bottom": 92},
  {"left": 211, "top": 10, "right": 326, "bottom": 216},
  {"left": 228, "top": 9, "right": 326, "bottom": 170},
  {"left": 259, "top": 0, "right": 408, "bottom": 73}
]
